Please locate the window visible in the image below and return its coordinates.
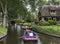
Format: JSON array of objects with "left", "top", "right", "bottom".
[
  {"left": 50, "top": 10, "right": 56, "bottom": 14},
  {"left": 50, "top": 10, "right": 56, "bottom": 13},
  {"left": 48, "top": 17, "right": 52, "bottom": 20},
  {"left": 53, "top": 18, "right": 56, "bottom": 21}
]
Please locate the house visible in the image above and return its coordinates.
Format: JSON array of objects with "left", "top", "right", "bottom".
[{"left": 38, "top": 5, "right": 60, "bottom": 22}]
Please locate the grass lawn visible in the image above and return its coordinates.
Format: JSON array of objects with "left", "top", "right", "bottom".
[
  {"left": 40, "top": 26, "right": 60, "bottom": 31},
  {"left": 0, "top": 26, "right": 7, "bottom": 36},
  {"left": 31, "top": 25, "right": 60, "bottom": 35}
]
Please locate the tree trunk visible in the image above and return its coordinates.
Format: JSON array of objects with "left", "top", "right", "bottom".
[
  {"left": 0, "top": 1, "right": 7, "bottom": 27},
  {"left": 3, "top": 14, "right": 7, "bottom": 27}
]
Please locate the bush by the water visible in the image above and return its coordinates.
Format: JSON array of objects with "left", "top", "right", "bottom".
[
  {"left": 23, "top": 23, "right": 32, "bottom": 27},
  {"left": 48, "top": 20, "right": 57, "bottom": 25},
  {"left": 14, "top": 19, "right": 26, "bottom": 23},
  {"left": 39, "top": 19, "right": 57, "bottom": 26},
  {"left": 39, "top": 19, "right": 49, "bottom": 26}
]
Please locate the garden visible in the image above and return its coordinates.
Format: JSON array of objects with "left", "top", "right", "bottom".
[{"left": 18, "top": 17, "right": 60, "bottom": 36}]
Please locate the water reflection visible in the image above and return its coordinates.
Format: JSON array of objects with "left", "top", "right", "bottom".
[{"left": 39, "top": 34, "right": 60, "bottom": 44}]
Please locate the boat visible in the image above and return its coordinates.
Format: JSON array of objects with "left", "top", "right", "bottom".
[
  {"left": 23, "top": 30, "right": 39, "bottom": 41},
  {"left": 21, "top": 28, "right": 41, "bottom": 44}
]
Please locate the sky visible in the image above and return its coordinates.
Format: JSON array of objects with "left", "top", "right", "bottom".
[
  {"left": 46, "top": 0, "right": 48, "bottom": 1},
  {"left": 26, "top": 4, "right": 31, "bottom": 11}
]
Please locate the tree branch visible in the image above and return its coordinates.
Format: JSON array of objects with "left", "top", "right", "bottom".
[{"left": 0, "top": 0, "right": 5, "bottom": 13}]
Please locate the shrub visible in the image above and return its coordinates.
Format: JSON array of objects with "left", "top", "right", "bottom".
[
  {"left": 48, "top": 20, "right": 57, "bottom": 25},
  {"left": 23, "top": 23, "right": 32, "bottom": 27},
  {"left": 14, "top": 19, "right": 25, "bottom": 23},
  {"left": 39, "top": 19, "right": 49, "bottom": 26}
]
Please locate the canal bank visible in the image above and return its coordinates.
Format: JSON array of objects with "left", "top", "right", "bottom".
[{"left": 31, "top": 28, "right": 60, "bottom": 44}]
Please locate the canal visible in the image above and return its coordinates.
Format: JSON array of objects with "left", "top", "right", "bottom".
[
  {"left": 0, "top": 25, "right": 60, "bottom": 44},
  {"left": 37, "top": 32, "right": 60, "bottom": 44},
  {"left": 1, "top": 33, "right": 60, "bottom": 44}
]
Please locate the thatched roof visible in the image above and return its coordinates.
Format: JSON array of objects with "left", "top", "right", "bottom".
[{"left": 42, "top": 5, "right": 60, "bottom": 10}]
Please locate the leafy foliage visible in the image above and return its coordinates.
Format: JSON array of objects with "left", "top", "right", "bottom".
[
  {"left": 48, "top": 20, "right": 57, "bottom": 25},
  {"left": 39, "top": 19, "right": 49, "bottom": 26},
  {"left": 7, "top": 0, "right": 28, "bottom": 20},
  {"left": 25, "top": 12, "right": 35, "bottom": 22}
]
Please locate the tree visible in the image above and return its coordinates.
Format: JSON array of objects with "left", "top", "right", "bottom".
[
  {"left": 0, "top": 0, "right": 28, "bottom": 27},
  {"left": 18, "top": 1, "right": 28, "bottom": 19},
  {"left": 7, "top": 0, "right": 19, "bottom": 20},
  {"left": 22, "top": 0, "right": 50, "bottom": 22}
]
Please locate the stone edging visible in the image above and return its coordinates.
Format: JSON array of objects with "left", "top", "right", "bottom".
[{"left": 0, "top": 35, "right": 7, "bottom": 40}]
